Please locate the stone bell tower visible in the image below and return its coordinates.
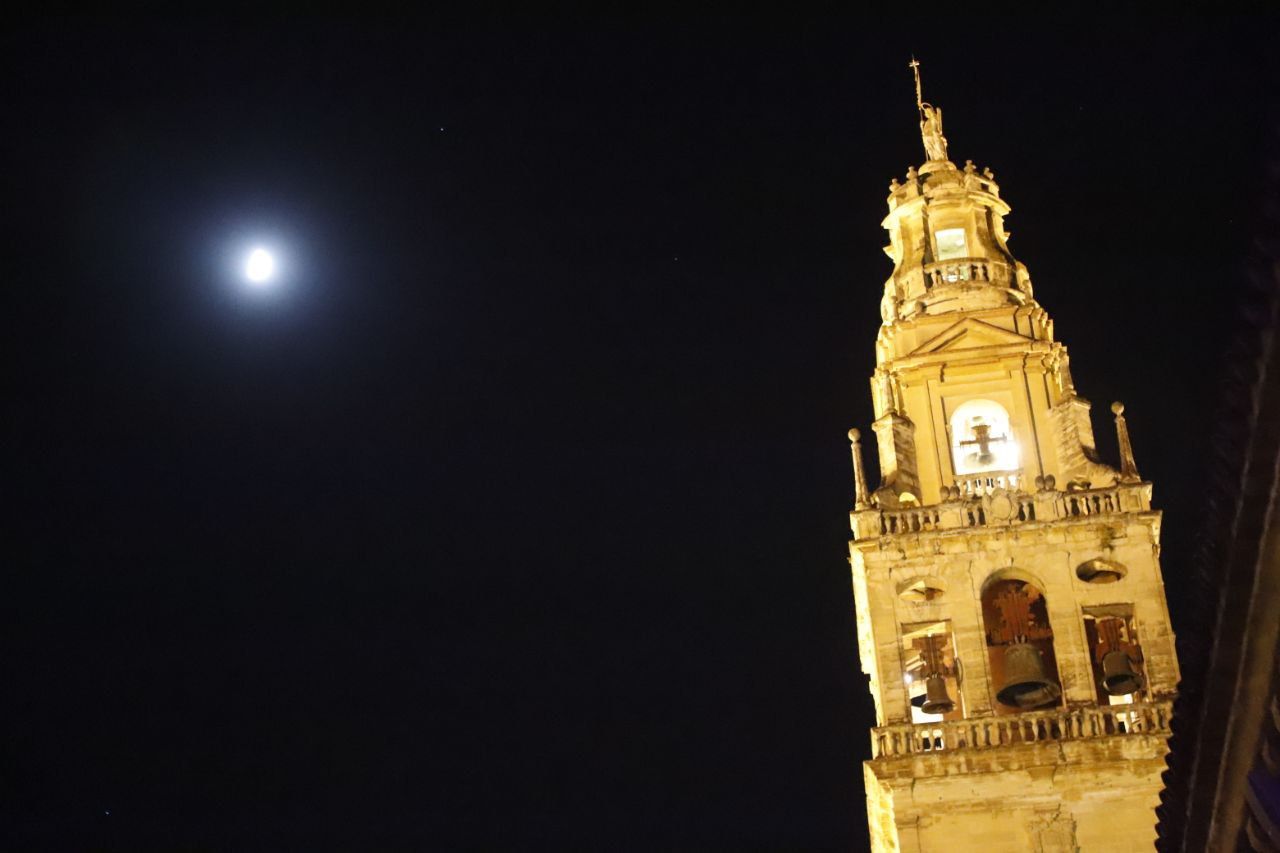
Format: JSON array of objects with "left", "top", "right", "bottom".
[{"left": 847, "top": 63, "right": 1180, "bottom": 852}]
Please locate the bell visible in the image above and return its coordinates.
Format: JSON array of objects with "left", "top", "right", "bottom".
[
  {"left": 996, "top": 642, "right": 1062, "bottom": 709},
  {"left": 919, "top": 673, "right": 955, "bottom": 715},
  {"left": 1101, "top": 649, "right": 1144, "bottom": 696},
  {"left": 910, "top": 675, "right": 955, "bottom": 715}
]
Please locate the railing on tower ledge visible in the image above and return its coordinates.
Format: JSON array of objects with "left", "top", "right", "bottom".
[
  {"left": 921, "top": 257, "right": 1011, "bottom": 289},
  {"left": 851, "top": 480, "right": 1152, "bottom": 540},
  {"left": 870, "top": 699, "right": 1173, "bottom": 759},
  {"left": 956, "top": 469, "right": 1022, "bottom": 496}
]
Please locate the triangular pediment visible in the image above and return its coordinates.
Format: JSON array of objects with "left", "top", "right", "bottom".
[{"left": 911, "top": 318, "right": 1033, "bottom": 355}]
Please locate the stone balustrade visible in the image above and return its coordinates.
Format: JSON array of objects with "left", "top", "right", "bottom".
[
  {"left": 851, "top": 481, "right": 1152, "bottom": 541},
  {"left": 956, "top": 469, "right": 1022, "bottom": 496},
  {"left": 922, "top": 257, "right": 1010, "bottom": 289},
  {"left": 870, "top": 699, "right": 1173, "bottom": 759}
]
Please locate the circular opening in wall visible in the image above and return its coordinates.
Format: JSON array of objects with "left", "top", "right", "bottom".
[
  {"left": 1076, "top": 558, "right": 1127, "bottom": 584},
  {"left": 898, "top": 577, "right": 947, "bottom": 603}
]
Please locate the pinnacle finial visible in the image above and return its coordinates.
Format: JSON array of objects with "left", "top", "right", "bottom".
[
  {"left": 849, "top": 428, "right": 871, "bottom": 510},
  {"left": 1112, "top": 401, "right": 1140, "bottom": 482}
]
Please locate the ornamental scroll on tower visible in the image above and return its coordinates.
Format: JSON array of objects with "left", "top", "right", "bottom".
[{"left": 846, "top": 63, "right": 1179, "bottom": 852}]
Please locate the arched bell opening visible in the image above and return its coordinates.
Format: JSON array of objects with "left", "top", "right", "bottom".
[
  {"left": 901, "top": 620, "right": 964, "bottom": 725},
  {"left": 981, "top": 577, "right": 1063, "bottom": 715},
  {"left": 949, "top": 399, "right": 1021, "bottom": 484},
  {"left": 1083, "top": 608, "right": 1146, "bottom": 705}
]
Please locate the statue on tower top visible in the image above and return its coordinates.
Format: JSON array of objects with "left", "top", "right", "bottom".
[{"left": 909, "top": 58, "right": 949, "bottom": 162}]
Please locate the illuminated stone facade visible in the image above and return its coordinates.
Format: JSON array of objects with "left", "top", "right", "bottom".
[{"left": 848, "top": 77, "right": 1180, "bottom": 852}]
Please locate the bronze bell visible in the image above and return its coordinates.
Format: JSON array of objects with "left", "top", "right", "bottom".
[
  {"left": 1101, "top": 649, "right": 1144, "bottom": 696},
  {"left": 919, "top": 673, "right": 955, "bottom": 715},
  {"left": 910, "top": 676, "right": 954, "bottom": 716},
  {"left": 996, "top": 642, "right": 1062, "bottom": 709}
]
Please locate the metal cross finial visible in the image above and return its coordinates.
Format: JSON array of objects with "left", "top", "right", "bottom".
[{"left": 908, "top": 57, "right": 924, "bottom": 115}]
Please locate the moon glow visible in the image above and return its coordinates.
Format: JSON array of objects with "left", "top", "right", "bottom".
[{"left": 245, "top": 248, "right": 276, "bottom": 284}]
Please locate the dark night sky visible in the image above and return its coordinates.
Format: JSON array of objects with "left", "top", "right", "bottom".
[{"left": 5, "top": 15, "right": 1278, "bottom": 850}]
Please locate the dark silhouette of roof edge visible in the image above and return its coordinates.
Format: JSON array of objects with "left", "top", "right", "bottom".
[{"left": 1157, "top": 119, "right": 1280, "bottom": 851}]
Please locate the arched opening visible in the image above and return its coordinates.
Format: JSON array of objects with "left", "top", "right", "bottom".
[
  {"left": 933, "top": 227, "right": 968, "bottom": 261},
  {"left": 1083, "top": 608, "right": 1146, "bottom": 706},
  {"left": 950, "top": 399, "right": 1020, "bottom": 478},
  {"left": 901, "top": 620, "right": 964, "bottom": 727},
  {"left": 981, "top": 576, "right": 1062, "bottom": 714}
]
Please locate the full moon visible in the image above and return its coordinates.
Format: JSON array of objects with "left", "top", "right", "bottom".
[{"left": 244, "top": 248, "right": 276, "bottom": 284}]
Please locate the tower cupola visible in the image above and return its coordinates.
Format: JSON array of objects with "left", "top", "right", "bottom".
[
  {"left": 881, "top": 160, "right": 1034, "bottom": 324},
  {"left": 880, "top": 66, "right": 1033, "bottom": 325}
]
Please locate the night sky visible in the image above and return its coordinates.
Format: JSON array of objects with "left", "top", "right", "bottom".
[{"left": 6, "top": 16, "right": 1278, "bottom": 850}]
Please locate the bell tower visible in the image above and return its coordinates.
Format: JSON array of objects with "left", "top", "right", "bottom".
[{"left": 848, "top": 64, "right": 1179, "bottom": 852}]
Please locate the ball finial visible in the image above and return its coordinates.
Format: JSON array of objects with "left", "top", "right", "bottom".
[
  {"left": 1111, "top": 401, "right": 1125, "bottom": 416},
  {"left": 848, "top": 428, "right": 861, "bottom": 443}
]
